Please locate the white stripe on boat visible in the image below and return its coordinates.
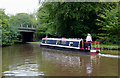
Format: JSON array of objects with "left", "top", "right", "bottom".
[{"left": 42, "top": 38, "right": 82, "bottom": 42}]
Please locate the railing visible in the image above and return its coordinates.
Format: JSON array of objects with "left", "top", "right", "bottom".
[
  {"left": 84, "top": 41, "right": 100, "bottom": 50},
  {"left": 18, "top": 24, "right": 36, "bottom": 30}
]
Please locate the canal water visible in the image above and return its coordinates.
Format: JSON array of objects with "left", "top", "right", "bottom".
[{"left": 2, "top": 44, "right": 119, "bottom": 76}]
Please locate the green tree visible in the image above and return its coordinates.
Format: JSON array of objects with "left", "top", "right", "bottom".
[
  {"left": 37, "top": 2, "right": 119, "bottom": 44},
  {"left": 37, "top": 3, "right": 53, "bottom": 38},
  {"left": 96, "top": 3, "right": 119, "bottom": 44},
  {"left": 0, "top": 9, "right": 19, "bottom": 46},
  {"left": 9, "top": 13, "right": 37, "bottom": 27}
]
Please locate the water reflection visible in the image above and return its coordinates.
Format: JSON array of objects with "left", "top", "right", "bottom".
[
  {"left": 2, "top": 44, "right": 118, "bottom": 76},
  {"left": 41, "top": 50, "right": 100, "bottom": 75},
  {"left": 2, "top": 44, "right": 44, "bottom": 76},
  {"left": 3, "top": 63, "right": 44, "bottom": 76}
]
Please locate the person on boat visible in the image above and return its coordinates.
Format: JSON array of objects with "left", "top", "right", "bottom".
[
  {"left": 86, "top": 33, "right": 92, "bottom": 49},
  {"left": 45, "top": 35, "right": 48, "bottom": 38}
]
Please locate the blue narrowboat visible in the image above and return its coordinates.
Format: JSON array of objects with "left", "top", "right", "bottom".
[{"left": 40, "top": 38, "right": 100, "bottom": 54}]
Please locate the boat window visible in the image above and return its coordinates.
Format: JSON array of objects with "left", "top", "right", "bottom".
[
  {"left": 69, "top": 42, "right": 73, "bottom": 46},
  {"left": 61, "top": 41, "right": 66, "bottom": 44},
  {"left": 45, "top": 40, "right": 47, "bottom": 44},
  {"left": 56, "top": 40, "right": 59, "bottom": 45}
]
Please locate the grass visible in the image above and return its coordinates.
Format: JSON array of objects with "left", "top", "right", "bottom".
[
  {"left": 100, "top": 44, "right": 119, "bottom": 50},
  {"left": 100, "top": 50, "right": 119, "bottom": 55}
]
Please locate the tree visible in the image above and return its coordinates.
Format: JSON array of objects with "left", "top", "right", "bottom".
[
  {"left": 37, "top": 2, "right": 105, "bottom": 38},
  {"left": 37, "top": 2, "right": 119, "bottom": 44},
  {"left": 9, "top": 13, "right": 37, "bottom": 27},
  {"left": 96, "top": 2, "right": 119, "bottom": 44},
  {"left": 0, "top": 9, "right": 19, "bottom": 46}
]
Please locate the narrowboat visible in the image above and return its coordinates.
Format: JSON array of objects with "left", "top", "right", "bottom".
[{"left": 40, "top": 38, "right": 100, "bottom": 54}]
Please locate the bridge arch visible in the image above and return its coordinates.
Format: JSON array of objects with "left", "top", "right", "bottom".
[{"left": 18, "top": 25, "right": 36, "bottom": 42}]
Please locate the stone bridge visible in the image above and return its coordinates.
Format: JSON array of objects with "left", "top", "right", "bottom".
[{"left": 18, "top": 25, "right": 36, "bottom": 42}]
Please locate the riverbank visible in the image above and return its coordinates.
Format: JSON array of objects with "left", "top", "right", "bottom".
[
  {"left": 100, "top": 50, "right": 119, "bottom": 55},
  {"left": 26, "top": 42, "right": 41, "bottom": 44},
  {"left": 100, "top": 44, "right": 119, "bottom": 50}
]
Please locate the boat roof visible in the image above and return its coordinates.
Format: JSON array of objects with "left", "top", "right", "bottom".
[{"left": 42, "top": 38, "right": 83, "bottom": 42}]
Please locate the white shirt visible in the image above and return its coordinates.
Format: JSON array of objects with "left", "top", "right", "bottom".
[{"left": 86, "top": 36, "right": 92, "bottom": 42}]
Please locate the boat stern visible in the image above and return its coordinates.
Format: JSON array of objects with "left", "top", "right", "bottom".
[{"left": 90, "top": 50, "right": 100, "bottom": 55}]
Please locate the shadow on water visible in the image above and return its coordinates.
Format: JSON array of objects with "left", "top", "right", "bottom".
[
  {"left": 2, "top": 44, "right": 119, "bottom": 76},
  {"left": 40, "top": 45, "right": 91, "bottom": 55}
]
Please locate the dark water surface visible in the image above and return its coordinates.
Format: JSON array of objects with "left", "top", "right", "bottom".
[{"left": 2, "top": 44, "right": 119, "bottom": 76}]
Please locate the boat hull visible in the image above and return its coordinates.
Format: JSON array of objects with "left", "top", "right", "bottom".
[{"left": 40, "top": 43, "right": 100, "bottom": 55}]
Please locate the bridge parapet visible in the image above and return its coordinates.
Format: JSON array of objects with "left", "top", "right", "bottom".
[
  {"left": 18, "top": 24, "right": 35, "bottom": 29},
  {"left": 18, "top": 24, "right": 36, "bottom": 32}
]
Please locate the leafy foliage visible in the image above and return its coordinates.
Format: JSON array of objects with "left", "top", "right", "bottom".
[
  {"left": 37, "top": 2, "right": 119, "bottom": 44},
  {"left": 9, "top": 13, "right": 37, "bottom": 27},
  {"left": 37, "top": 2, "right": 99, "bottom": 38},
  {"left": 96, "top": 3, "right": 119, "bottom": 44},
  {"left": 0, "top": 9, "right": 19, "bottom": 46}
]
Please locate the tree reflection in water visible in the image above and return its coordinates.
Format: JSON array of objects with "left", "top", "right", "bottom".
[{"left": 42, "top": 51, "right": 100, "bottom": 75}]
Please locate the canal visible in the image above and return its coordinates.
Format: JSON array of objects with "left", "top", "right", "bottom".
[{"left": 2, "top": 44, "right": 119, "bottom": 76}]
